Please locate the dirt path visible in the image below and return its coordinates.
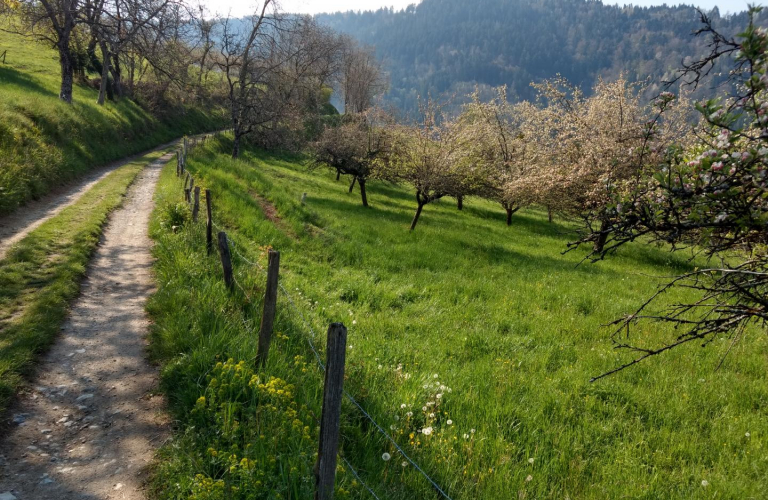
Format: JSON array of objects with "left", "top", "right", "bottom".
[
  {"left": 0, "top": 138, "right": 183, "bottom": 261},
  {"left": 0, "top": 153, "right": 172, "bottom": 500}
]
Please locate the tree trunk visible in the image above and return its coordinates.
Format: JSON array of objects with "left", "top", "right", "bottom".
[
  {"left": 457, "top": 195, "right": 463, "bottom": 210},
  {"left": 359, "top": 179, "right": 368, "bottom": 207},
  {"left": 348, "top": 176, "right": 356, "bottom": 193},
  {"left": 410, "top": 203, "right": 425, "bottom": 231},
  {"left": 232, "top": 132, "right": 241, "bottom": 159},
  {"left": 58, "top": 39, "right": 74, "bottom": 104},
  {"left": 336, "top": 170, "right": 341, "bottom": 181},
  {"left": 97, "top": 41, "right": 110, "bottom": 105},
  {"left": 593, "top": 219, "right": 610, "bottom": 254},
  {"left": 110, "top": 55, "right": 123, "bottom": 98},
  {"left": 503, "top": 203, "right": 520, "bottom": 226}
]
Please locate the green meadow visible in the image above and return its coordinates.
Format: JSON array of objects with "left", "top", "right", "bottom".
[{"left": 148, "top": 135, "right": 767, "bottom": 500}]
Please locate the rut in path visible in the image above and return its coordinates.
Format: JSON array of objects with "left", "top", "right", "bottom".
[{"left": 0, "top": 153, "right": 172, "bottom": 500}]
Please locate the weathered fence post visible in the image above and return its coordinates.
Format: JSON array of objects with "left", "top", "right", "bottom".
[
  {"left": 217, "top": 232, "right": 234, "bottom": 290},
  {"left": 176, "top": 151, "right": 180, "bottom": 177},
  {"left": 314, "top": 323, "right": 347, "bottom": 500},
  {"left": 301, "top": 192, "right": 307, "bottom": 205},
  {"left": 256, "top": 250, "right": 280, "bottom": 367},
  {"left": 206, "top": 189, "right": 213, "bottom": 255},
  {"left": 193, "top": 187, "right": 200, "bottom": 222}
]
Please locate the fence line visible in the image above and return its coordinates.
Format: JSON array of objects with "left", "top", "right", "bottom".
[{"left": 176, "top": 144, "right": 454, "bottom": 500}]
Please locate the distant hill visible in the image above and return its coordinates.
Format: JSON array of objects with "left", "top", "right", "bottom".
[{"left": 316, "top": 0, "right": 759, "bottom": 111}]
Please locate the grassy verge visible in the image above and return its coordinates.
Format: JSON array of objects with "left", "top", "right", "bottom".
[
  {"left": 148, "top": 135, "right": 767, "bottom": 499},
  {"left": 0, "top": 27, "right": 226, "bottom": 215},
  {"left": 0, "top": 149, "right": 169, "bottom": 414}
]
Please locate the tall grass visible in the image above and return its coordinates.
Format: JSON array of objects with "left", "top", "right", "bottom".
[
  {"left": 148, "top": 135, "right": 768, "bottom": 499},
  {"left": 0, "top": 27, "right": 226, "bottom": 215}
]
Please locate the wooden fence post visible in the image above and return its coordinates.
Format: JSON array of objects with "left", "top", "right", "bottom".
[
  {"left": 314, "top": 323, "right": 348, "bottom": 500},
  {"left": 256, "top": 250, "right": 280, "bottom": 367},
  {"left": 176, "top": 151, "right": 180, "bottom": 177},
  {"left": 217, "top": 232, "right": 234, "bottom": 290},
  {"left": 193, "top": 186, "right": 200, "bottom": 222},
  {"left": 206, "top": 189, "right": 213, "bottom": 255}
]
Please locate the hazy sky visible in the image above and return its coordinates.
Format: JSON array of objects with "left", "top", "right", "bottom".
[{"left": 209, "top": 0, "right": 755, "bottom": 17}]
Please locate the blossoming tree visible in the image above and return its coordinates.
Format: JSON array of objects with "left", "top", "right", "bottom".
[
  {"left": 571, "top": 8, "right": 768, "bottom": 378},
  {"left": 311, "top": 109, "right": 394, "bottom": 207}
]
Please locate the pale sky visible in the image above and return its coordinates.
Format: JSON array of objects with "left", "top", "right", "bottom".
[{"left": 208, "top": 0, "right": 753, "bottom": 18}]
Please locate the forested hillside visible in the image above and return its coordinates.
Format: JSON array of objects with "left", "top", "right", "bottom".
[{"left": 316, "top": 0, "right": 757, "bottom": 110}]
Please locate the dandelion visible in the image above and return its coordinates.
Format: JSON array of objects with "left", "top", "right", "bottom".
[
  {"left": 471, "top": 428, "right": 476, "bottom": 434},
  {"left": 423, "top": 384, "right": 428, "bottom": 389},
  {"left": 394, "top": 415, "right": 400, "bottom": 421},
  {"left": 745, "top": 432, "right": 751, "bottom": 437},
  {"left": 406, "top": 412, "right": 413, "bottom": 417},
  {"left": 701, "top": 480, "right": 709, "bottom": 487},
  {"left": 352, "top": 320, "right": 357, "bottom": 325},
  {"left": 378, "top": 364, "right": 382, "bottom": 369},
  {"left": 382, "top": 453, "right": 391, "bottom": 461},
  {"left": 436, "top": 393, "right": 443, "bottom": 399},
  {"left": 447, "top": 387, "right": 452, "bottom": 393},
  {"left": 528, "top": 458, "right": 535, "bottom": 464},
  {"left": 526, "top": 475, "right": 533, "bottom": 482},
  {"left": 390, "top": 425, "right": 397, "bottom": 430},
  {"left": 422, "top": 406, "right": 427, "bottom": 411},
  {"left": 447, "top": 419, "right": 453, "bottom": 425},
  {"left": 433, "top": 374, "right": 438, "bottom": 378},
  {"left": 422, "top": 427, "right": 433, "bottom": 436},
  {"left": 429, "top": 413, "right": 435, "bottom": 418},
  {"left": 463, "top": 434, "right": 470, "bottom": 439},
  {"left": 400, "top": 403, "right": 407, "bottom": 409},
  {"left": 402, "top": 461, "right": 408, "bottom": 467}
]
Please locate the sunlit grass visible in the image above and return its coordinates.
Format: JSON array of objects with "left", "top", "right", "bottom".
[
  {"left": 148, "top": 135, "right": 767, "bottom": 500},
  {"left": 0, "top": 26, "right": 225, "bottom": 215}
]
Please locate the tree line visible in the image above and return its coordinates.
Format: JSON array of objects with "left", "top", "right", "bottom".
[{"left": 316, "top": 0, "right": 763, "bottom": 113}]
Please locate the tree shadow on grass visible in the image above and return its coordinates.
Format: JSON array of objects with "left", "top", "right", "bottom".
[{"left": 0, "top": 66, "right": 53, "bottom": 98}]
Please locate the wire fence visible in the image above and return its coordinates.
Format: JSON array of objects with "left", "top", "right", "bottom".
[{"left": 175, "top": 138, "right": 454, "bottom": 500}]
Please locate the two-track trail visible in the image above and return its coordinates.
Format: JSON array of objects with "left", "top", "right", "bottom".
[
  {"left": 0, "top": 140, "right": 180, "bottom": 261},
  {"left": 0, "top": 153, "right": 173, "bottom": 500}
]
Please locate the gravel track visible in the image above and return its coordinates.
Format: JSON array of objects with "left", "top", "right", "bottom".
[{"left": 0, "top": 153, "right": 172, "bottom": 500}]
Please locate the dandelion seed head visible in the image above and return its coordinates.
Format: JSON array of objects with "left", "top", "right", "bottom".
[{"left": 382, "top": 453, "right": 391, "bottom": 461}]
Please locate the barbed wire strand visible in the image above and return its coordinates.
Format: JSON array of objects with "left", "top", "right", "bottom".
[{"left": 192, "top": 196, "right": 452, "bottom": 500}]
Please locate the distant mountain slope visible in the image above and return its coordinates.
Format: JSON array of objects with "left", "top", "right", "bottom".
[{"left": 316, "top": 0, "right": 758, "bottom": 110}]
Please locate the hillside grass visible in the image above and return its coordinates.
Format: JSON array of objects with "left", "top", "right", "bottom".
[
  {"left": 0, "top": 27, "right": 226, "bottom": 215},
  {"left": 0, "top": 149, "right": 169, "bottom": 414},
  {"left": 148, "top": 135, "right": 767, "bottom": 500}
]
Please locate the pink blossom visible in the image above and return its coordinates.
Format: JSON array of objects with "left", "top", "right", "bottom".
[{"left": 712, "top": 162, "right": 723, "bottom": 172}]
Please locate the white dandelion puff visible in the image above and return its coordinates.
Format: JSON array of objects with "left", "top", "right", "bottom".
[{"left": 382, "top": 453, "right": 391, "bottom": 461}]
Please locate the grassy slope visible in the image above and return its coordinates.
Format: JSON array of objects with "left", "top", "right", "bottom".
[
  {"left": 0, "top": 149, "right": 169, "bottom": 414},
  {"left": 148, "top": 136, "right": 767, "bottom": 500},
  {"left": 0, "top": 27, "right": 225, "bottom": 215}
]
